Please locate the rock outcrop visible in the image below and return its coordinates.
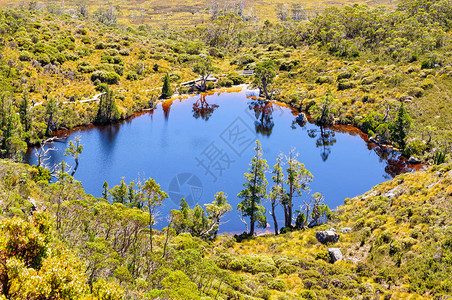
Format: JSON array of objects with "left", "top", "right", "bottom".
[
  {"left": 316, "top": 230, "right": 340, "bottom": 244},
  {"left": 328, "top": 248, "right": 343, "bottom": 263}
]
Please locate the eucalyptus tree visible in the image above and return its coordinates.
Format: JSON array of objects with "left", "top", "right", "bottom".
[
  {"left": 140, "top": 178, "right": 168, "bottom": 252},
  {"left": 204, "top": 191, "right": 232, "bottom": 238},
  {"left": 237, "top": 140, "right": 268, "bottom": 236},
  {"left": 253, "top": 59, "right": 277, "bottom": 100},
  {"left": 64, "top": 136, "right": 83, "bottom": 176},
  {"left": 285, "top": 148, "right": 313, "bottom": 228},
  {"left": 269, "top": 154, "right": 286, "bottom": 235}
]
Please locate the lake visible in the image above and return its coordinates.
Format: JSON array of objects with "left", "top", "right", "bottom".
[{"left": 25, "top": 88, "right": 418, "bottom": 233}]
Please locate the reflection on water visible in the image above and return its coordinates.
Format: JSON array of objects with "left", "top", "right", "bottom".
[
  {"left": 307, "top": 127, "right": 337, "bottom": 161},
  {"left": 24, "top": 88, "right": 423, "bottom": 233},
  {"left": 248, "top": 100, "right": 275, "bottom": 136},
  {"left": 192, "top": 94, "right": 219, "bottom": 121}
]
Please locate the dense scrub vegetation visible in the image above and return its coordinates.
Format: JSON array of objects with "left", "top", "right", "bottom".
[
  {"left": 0, "top": 0, "right": 451, "bottom": 298},
  {"left": 1, "top": 159, "right": 451, "bottom": 298}
]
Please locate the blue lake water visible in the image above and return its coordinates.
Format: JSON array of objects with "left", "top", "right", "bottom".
[{"left": 25, "top": 88, "right": 416, "bottom": 233}]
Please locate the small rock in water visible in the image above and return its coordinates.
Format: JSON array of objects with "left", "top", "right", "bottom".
[
  {"left": 408, "top": 156, "right": 422, "bottom": 164},
  {"left": 328, "top": 248, "right": 343, "bottom": 263},
  {"left": 316, "top": 230, "right": 340, "bottom": 244}
]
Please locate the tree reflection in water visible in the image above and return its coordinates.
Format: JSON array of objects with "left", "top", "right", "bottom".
[
  {"left": 307, "top": 126, "right": 337, "bottom": 161},
  {"left": 248, "top": 100, "right": 275, "bottom": 136},
  {"left": 370, "top": 145, "right": 415, "bottom": 179},
  {"left": 161, "top": 99, "right": 173, "bottom": 120},
  {"left": 192, "top": 94, "right": 219, "bottom": 121}
]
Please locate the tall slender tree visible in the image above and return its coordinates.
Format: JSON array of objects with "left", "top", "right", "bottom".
[
  {"left": 237, "top": 140, "right": 268, "bottom": 236},
  {"left": 141, "top": 178, "right": 168, "bottom": 252},
  {"left": 285, "top": 148, "right": 313, "bottom": 228},
  {"left": 269, "top": 154, "right": 286, "bottom": 235}
]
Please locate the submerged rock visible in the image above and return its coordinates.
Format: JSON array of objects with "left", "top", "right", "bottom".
[
  {"left": 408, "top": 156, "right": 422, "bottom": 164},
  {"left": 328, "top": 248, "right": 343, "bottom": 263},
  {"left": 316, "top": 230, "right": 340, "bottom": 244}
]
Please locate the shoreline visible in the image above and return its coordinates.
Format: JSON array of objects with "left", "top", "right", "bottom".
[{"left": 27, "top": 86, "right": 426, "bottom": 173}]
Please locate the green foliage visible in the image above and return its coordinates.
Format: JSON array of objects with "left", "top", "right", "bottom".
[
  {"left": 0, "top": 215, "right": 89, "bottom": 299},
  {"left": 161, "top": 73, "right": 173, "bottom": 99},
  {"left": 253, "top": 59, "right": 277, "bottom": 99},
  {"left": 433, "top": 151, "right": 446, "bottom": 165},
  {"left": 404, "top": 139, "right": 427, "bottom": 157},
  {"left": 96, "top": 86, "right": 119, "bottom": 124},
  {"left": 237, "top": 140, "right": 268, "bottom": 235},
  {"left": 390, "top": 103, "right": 412, "bottom": 150}
]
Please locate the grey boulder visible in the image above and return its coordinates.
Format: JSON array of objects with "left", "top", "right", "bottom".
[
  {"left": 328, "top": 248, "right": 343, "bottom": 263},
  {"left": 316, "top": 230, "right": 340, "bottom": 244}
]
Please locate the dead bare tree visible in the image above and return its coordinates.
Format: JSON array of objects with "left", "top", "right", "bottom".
[{"left": 35, "top": 137, "right": 64, "bottom": 168}]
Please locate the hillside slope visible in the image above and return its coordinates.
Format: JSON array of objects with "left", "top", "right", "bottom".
[{"left": 0, "top": 160, "right": 451, "bottom": 299}]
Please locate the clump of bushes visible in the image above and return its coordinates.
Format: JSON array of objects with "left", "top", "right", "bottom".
[
  {"left": 316, "top": 76, "right": 334, "bottom": 85},
  {"left": 227, "top": 73, "right": 245, "bottom": 85},
  {"left": 91, "top": 70, "right": 120, "bottom": 84},
  {"left": 19, "top": 51, "right": 34, "bottom": 61},
  {"left": 337, "top": 80, "right": 356, "bottom": 91},
  {"left": 267, "top": 279, "right": 286, "bottom": 291},
  {"left": 218, "top": 78, "right": 233, "bottom": 87}
]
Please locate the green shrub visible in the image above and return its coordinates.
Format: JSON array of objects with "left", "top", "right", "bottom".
[
  {"left": 267, "top": 279, "right": 286, "bottom": 291},
  {"left": 278, "top": 262, "right": 298, "bottom": 274},
  {"left": 361, "top": 76, "right": 376, "bottom": 85},
  {"left": 126, "top": 72, "right": 138, "bottom": 81},
  {"left": 81, "top": 36, "right": 91, "bottom": 44},
  {"left": 231, "top": 54, "right": 255, "bottom": 66},
  {"left": 408, "top": 87, "right": 423, "bottom": 97},
  {"left": 300, "top": 289, "right": 317, "bottom": 299},
  {"left": 420, "top": 78, "right": 434, "bottom": 90},
  {"left": 95, "top": 41, "right": 106, "bottom": 49},
  {"left": 76, "top": 46, "right": 92, "bottom": 57},
  {"left": 337, "top": 71, "right": 352, "bottom": 80},
  {"left": 36, "top": 53, "right": 50, "bottom": 65},
  {"left": 279, "top": 60, "right": 299, "bottom": 71},
  {"left": 228, "top": 258, "right": 244, "bottom": 271},
  {"left": 19, "top": 51, "right": 34, "bottom": 61},
  {"left": 206, "top": 81, "right": 215, "bottom": 90},
  {"left": 252, "top": 262, "right": 277, "bottom": 275},
  {"left": 337, "top": 80, "right": 356, "bottom": 90},
  {"left": 404, "top": 140, "right": 427, "bottom": 156},
  {"left": 32, "top": 166, "right": 51, "bottom": 184},
  {"left": 227, "top": 73, "right": 245, "bottom": 85},
  {"left": 315, "top": 251, "right": 330, "bottom": 263},
  {"left": 316, "top": 76, "right": 334, "bottom": 85},
  {"left": 65, "top": 52, "right": 79, "bottom": 61},
  {"left": 119, "top": 49, "right": 130, "bottom": 56},
  {"left": 218, "top": 78, "right": 233, "bottom": 87},
  {"left": 209, "top": 47, "right": 224, "bottom": 58},
  {"left": 77, "top": 61, "right": 95, "bottom": 73},
  {"left": 91, "top": 70, "right": 120, "bottom": 84}
]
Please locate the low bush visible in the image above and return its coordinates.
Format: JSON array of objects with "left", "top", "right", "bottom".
[{"left": 91, "top": 70, "right": 120, "bottom": 84}]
